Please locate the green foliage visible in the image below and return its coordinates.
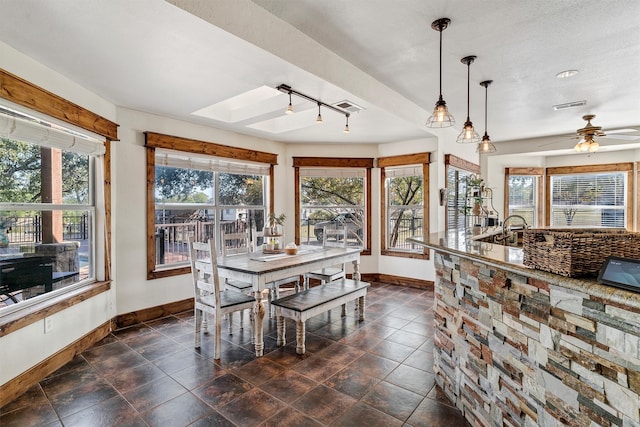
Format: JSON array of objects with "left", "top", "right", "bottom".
[
  {"left": 0, "top": 137, "right": 89, "bottom": 204},
  {"left": 301, "top": 177, "right": 363, "bottom": 206},
  {"left": 155, "top": 166, "right": 214, "bottom": 203}
]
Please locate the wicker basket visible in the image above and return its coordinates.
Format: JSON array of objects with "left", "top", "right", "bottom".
[{"left": 523, "top": 228, "right": 640, "bottom": 277}]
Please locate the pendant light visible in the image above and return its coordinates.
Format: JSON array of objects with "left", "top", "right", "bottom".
[
  {"left": 457, "top": 56, "right": 481, "bottom": 143},
  {"left": 477, "top": 80, "right": 497, "bottom": 153},
  {"left": 344, "top": 115, "right": 350, "bottom": 133},
  {"left": 286, "top": 91, "right": 294, "bottom": 114},
  {"left": 316, "top": 102, "right": 323, "bottom": 123},
  {"left": 426, "top": 18, "right": 455, "bottom": 128}
]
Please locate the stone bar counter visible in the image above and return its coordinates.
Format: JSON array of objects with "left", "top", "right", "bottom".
[{"left": 409, "top": 232, "right": 640, "bottom": 427}]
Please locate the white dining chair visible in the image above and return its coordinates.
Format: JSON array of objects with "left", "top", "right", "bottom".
[
  {"left": 188, "top": 237, "right": 255, "bottom": 360},
  {"left": 304, "top": 226, "right": 347, "bottom": 289}
]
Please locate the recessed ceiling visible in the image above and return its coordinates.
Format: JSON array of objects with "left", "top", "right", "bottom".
[{"left": 0, "top": 0, "right": 638, "bottom": 151}]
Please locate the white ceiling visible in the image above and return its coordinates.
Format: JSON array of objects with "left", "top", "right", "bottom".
[{"left": 0, "top": 0, "right": 639, "bottom": 151}]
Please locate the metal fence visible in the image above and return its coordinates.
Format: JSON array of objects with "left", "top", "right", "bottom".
[{"left": 1, "top": 214, "right": 90, "bottom": 244}]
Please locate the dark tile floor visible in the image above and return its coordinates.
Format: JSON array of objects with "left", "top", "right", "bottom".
[{"left": 1, "top": 283, "right": 470, "bottom": 427}]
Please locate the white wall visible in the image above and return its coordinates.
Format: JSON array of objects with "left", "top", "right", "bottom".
[
  {"left": 0, "top": 41, "right": 117, "bottom": 386},
  {"left": 113, "top": 108, "right": 288, "bottom": 315},
  {"left": 485, "top": 145, "right": 640, "bottom": 225},
  {"left": 0, "top": 41, "right": 466, "bottom": 386}
]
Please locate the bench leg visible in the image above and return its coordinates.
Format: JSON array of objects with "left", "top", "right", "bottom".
[
  {"left": 341, "top": 303, "right": 346, "bottom": 317},
  {"left": 296, "top": 319, "right": 306, "bottom": 355},
  {"left": 358, "top": 296, "right": 366, "bottom": 321},
  {"left": 276, "top": 315, "right": 286, "bottom": 346}
]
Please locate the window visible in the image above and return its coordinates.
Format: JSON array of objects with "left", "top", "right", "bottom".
[
  {"left": 379, "top": 153, "right": 429, "bottom": 258},
  {"left": 444, "top": 155, "right": 479, "bottom": 232},
  {"left": 546, "top": 163, "right": 633, "bottom": 229},
  {"left": 154, "top": 150, "right": 267, "bottom": 269},
  {"left": 146, "top": 132, "right": 277, "bottom": 279},
  {"left": 293, "top": 157, "right": 372, "bottom": 254},
  {"left": 0, "top": 106, "right": 105, "bottom": 311},
  {"left": 505, "top": 168, "right": 543, "bottom": 227}
]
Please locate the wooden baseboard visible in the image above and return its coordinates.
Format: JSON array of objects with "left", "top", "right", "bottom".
[
  {"left": 114, "top": 298, "right": 194, "bottom": 329},
  {"left": 0, "top": 319, "right": 113, "bottom": 408}
]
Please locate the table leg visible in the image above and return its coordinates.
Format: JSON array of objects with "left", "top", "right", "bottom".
[
  {"left": 352, "top": 258, "right": 361, "bottom": 281},
  {"left": 253, "top": 291, "right": 265, "bottom": 357},
  {"left": 276, "top": 315, "right": 286, "bottom": 346},
  {"left": 296, "top": 319, "right": 306, "bottom": 355}
]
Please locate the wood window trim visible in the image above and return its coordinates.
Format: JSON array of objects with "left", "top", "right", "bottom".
[
  {"left": 544, "top": 162, "right": 634, "bottom": 229},
  {"left": 444, "top": 155, "right": 479, "bottom": 231},
  {"left": 379, "top": 153, "right": 430, "bottom": 259},
  {"left": 0, "top": 69, "right": 116, "bottom": 333},
  {"left": 0, "top": 281, "right": 111, "bottom": 337},
  {"left": 0, "top": 68, "right": 118, "bottom": 140},
  {"left": 146, "top": 132, "right": 278, "bottom": 279},
  {"left": 504, "top": 167, "right": 544, "bottom": 227},
  {"left": 444, "top": 154, "right": 480, "bottom": 174},
  {"left": 293, "top": 157, "right": 372, "bottom": 255}
]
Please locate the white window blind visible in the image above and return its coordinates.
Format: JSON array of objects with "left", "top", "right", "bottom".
[
  {"left": 0, "top": 110, "right": 105, "bottom": 155},
  {"left": 550, "top": 172, "right": 626, "bottom": 228},
  {"left": 446, "top": 167, "right": 471, "bottom": 231},
  {"left": 299, "top": 168, "right": 366, "bottom": 178},
  {"left": 385, "top": 165, "right": 423, "bottom": 178},
  {"left": 156, "top": 149, "right": 270, "bottom": 175},
  {"left": 508, "top": 175, "right": 537, "bottom": 226}
]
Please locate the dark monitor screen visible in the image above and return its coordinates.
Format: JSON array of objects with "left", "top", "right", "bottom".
[{"left": 597, "top": 256, "right": 640, "bottom": 293}]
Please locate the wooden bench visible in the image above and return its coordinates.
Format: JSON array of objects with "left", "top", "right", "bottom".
[{"left": 270, "top": 278, "right": 370, "bottom": 354}]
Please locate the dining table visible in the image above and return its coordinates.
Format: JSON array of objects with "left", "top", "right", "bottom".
[{"left": 216, "top": 245, "right": 362, "bottom": 356}]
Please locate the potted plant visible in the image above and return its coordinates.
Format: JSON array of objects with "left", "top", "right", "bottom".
[{"left": 266, "top": 212, "right": 286, "bottom": 235}]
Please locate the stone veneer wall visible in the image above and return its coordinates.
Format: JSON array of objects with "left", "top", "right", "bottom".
[{"left": 434, "top": 250, "right": 640, "bottom": 427}]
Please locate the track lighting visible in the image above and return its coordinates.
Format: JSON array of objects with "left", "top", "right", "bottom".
[
  {"left": 426, "top": 18, "right": 455, "bottom": 128},
  {"left": 277, "top": 84, "right": 351, "bottom": 133},
  {"left": 286, "top": 91, "right": 294, "bottom": 114},
  {"left": 457, "top": 56, "right": 481, "bottom": 143}
]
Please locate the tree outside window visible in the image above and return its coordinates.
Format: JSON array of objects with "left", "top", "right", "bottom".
[{"left": 153, "top": 151, "right": 267, "bottom": 268}]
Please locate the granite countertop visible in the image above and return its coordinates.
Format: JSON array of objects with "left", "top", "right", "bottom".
[{"left": 408, "top": 232, "right": 640, "bottom": 307}]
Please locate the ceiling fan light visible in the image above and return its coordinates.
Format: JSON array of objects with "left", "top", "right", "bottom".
[{"left": 589, "top": 141, "right": 599, "bottom": 152}]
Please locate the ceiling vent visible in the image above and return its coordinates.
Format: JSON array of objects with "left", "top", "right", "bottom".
[
  {"left": 333, "top": 100, "right": 364, "bottom": 113},
  {"left": 553, "top": 100, "right": 587, "bottom": 111}
]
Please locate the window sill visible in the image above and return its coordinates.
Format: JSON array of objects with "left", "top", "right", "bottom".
[{"left": 0, "top": 281, "right": 111, "bottom": 337}]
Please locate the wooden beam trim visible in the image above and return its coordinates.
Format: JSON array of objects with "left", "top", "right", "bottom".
[
  {"left": 292, "top": 157, "right": 374, "bottom": 168},
  {"left": 546, "top": 162, "right": 634, "bottom": 175},
  {"left": 444, "top": 154, "right": 480, "bottom": 174},
  {"left": 145, "top": 132, "right": 278, "bottom": 165},
  {"left": 505, "top": 167, "right": 544, "bottom": 175},
  {"left": 377, "top": 152, "right": 430, "bottom": 167},
  {"left": 0, "top": 68, "right": 118, "bottom": 140}
]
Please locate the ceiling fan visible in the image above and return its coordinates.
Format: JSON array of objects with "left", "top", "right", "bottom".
[{"left": 538, "top": 114, "right": 640, "bottom": 151}]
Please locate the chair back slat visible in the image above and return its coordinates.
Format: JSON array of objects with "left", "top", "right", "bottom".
[
  {"left": 323, "top": 227, "right": 348, "bottom": 248},
  {"left": 221, "top": 231, "right": 251, "bottom": 256},
  {"left": 188, "top": 237, "right": 222, "bottom": 308}
]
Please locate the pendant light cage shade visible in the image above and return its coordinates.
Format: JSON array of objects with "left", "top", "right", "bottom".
[
  {"left": 457, "top": 55, "right": 481, "bottom": 143},
  {"left": 477, "top": 135, "right": 497, "bottom": 153},
  {"left": 477, "top": 80, "right": 496, "bottom": 154},
  {"left": 426, "top": 18, "right": 455, "bottom": 128}
]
